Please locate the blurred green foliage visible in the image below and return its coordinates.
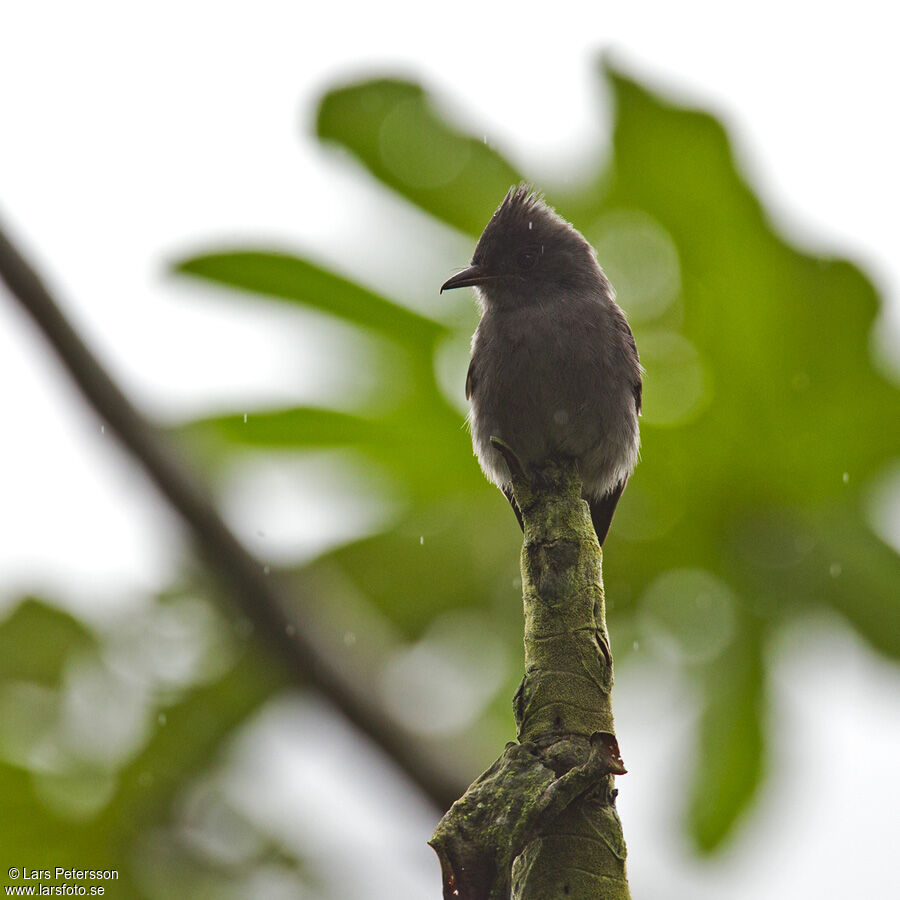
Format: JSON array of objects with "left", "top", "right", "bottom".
[
  {"left": 0, "top": 594, "right": 302, "bottom": 896},
  {"left": 176, "top": 61, "right": 900, "bottom": 851},
  {"left": 2, "top": 60, "right": 898, "bottom": 895}
]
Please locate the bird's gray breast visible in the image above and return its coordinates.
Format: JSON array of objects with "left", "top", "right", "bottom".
[{"left": 468, "top": 298, "right": 638, "bottom": 493}]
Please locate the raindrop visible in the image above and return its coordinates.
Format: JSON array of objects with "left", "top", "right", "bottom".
[
  {"left": 285, "top": 624, "right": 295, "bottom": 636},
  {"left": 633, "top": 641, "right": 639, "bottom": 651},
  {"left": 243, "top": 413, "right": 248, "bottom": 424},
  {"left": 830, "top": 562, "right": 842, "bottom": 578},
  {"left": 100, "top": 425, "right": 105, "bottom": 434},
  {"left": 842, "top": 472, "right": 850, "bottom": 484},
  {"left": 344, "top": 632, "right": 357, "bottom": 646},
  {"left": 263, "top": 565, "right": 270, "bottom": 576},
  {"left": 419, "top": 536, "right": 424, "bottom": 546},
  {"left": 157, "top": 713, "right": 167, "bottom": 726}
]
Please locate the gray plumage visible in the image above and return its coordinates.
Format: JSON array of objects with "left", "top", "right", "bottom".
[{"left": 441, "top": 186, "right": 642, "bottom": 544}]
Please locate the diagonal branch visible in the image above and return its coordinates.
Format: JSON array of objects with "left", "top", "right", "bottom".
[{"left": 0, "top": 216, "right": 459, "bottom": 811}]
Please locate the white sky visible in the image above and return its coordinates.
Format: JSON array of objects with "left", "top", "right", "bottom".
[{"left": 1, "top": 2, "right": 898, "bottom": 897}]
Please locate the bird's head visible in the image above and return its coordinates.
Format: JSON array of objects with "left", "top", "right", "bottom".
[{"left": 440, "top": 185, "right": 608, "bottom": 307}]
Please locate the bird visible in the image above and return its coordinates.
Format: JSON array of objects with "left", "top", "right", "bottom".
[{"left": 440, "top": 185, "right": 642, "bottom": 545}]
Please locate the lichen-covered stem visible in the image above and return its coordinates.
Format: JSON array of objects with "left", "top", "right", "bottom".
[
  {"left": 510, "top": 460, "right": 629, "bottom": 899},
  {"left": 515, "top": 464, "right": 614, "bottom": 743},
  {"left": 430, "top": 452, "right": 630, "bottom": 900}
]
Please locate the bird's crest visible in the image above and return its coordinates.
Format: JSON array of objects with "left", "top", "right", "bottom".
[{"left": 493, "top": 183, "right": 547, "bottom": 226}]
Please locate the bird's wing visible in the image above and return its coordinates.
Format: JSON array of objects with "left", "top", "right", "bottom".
[
  {"left": 589, "top": 480, "right": 627, "bottom": 546},
  {"left": 613, "top": 308, "right": 643, "bottom": 414}
]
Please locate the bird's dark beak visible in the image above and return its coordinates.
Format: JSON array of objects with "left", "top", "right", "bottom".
[{"left": 440, "top": 265, "right": 494, "bottom": 293}]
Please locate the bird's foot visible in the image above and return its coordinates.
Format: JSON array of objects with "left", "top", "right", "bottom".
[{"left": 489, "top": 436, "right": 526, "bottom": 481}]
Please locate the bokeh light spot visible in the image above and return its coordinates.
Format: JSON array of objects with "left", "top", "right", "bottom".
[
  {"left": 637, "top": 330, "right": 711, "bottom": 426},
  {"left": 0, "top": 681, "right": 58, "bottom": 768},
  {"left": 639, "top": 568, "right": 737, "bottom": 665},
  {"left": 32, "top": 767, "right": 116, "bottom": 821},
  {"left": 379, "top": 610, "right": 509, "bottom": 735},
  {"left": 589, "top": 210, "right": 681, "bottom": 323}
]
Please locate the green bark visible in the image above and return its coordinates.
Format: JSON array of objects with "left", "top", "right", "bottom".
[{"left": 431, "top": 447, "right": 630, "bottom": 899}]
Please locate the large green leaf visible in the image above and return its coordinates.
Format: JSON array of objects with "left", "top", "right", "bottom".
[
  {"left": 0, "top": 598, "right": 96, "bottom": 684},
  {"left": 174, "top": 250, "right": 447, "bottom": 351},
  {"left": 317, "top": 79, "right": 522, "bottom": 236},
  {"left": 181, "top": 406, "right": 388, "bottom": 450},
  {"left": 688, "top": 627, "right": 765, "bottom": 851},
  {"left": 176, "top": 403, "right": 479, "bottom": 503},
  {"left": 168, "top": 62, "right": 900, "bottom": 856}
]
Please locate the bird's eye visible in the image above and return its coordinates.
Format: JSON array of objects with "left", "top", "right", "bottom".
[{"left": 516, "top": 248, "right": 539, "bottom": 270}]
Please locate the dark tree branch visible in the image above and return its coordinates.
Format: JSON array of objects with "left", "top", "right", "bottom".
[{"left": 0, "top": 217, "right": 459, "bottom": 811}]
